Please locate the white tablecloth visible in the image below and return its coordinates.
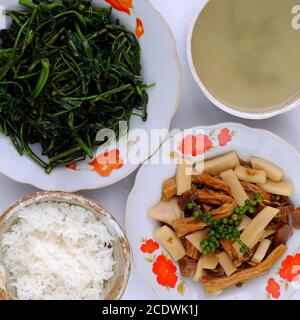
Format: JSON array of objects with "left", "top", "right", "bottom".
[{"left": 70, "top": 0, "right": 300, "bottom": 299}]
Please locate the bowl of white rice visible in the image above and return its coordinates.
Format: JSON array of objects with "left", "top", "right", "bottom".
[{"left": 0, "top": 192, "right": 130, "bottom": 300}]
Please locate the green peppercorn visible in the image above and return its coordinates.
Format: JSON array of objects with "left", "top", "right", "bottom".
[
  {"left": 205, "top": 246, "right": 211, "bottom": 253},
  {"left": 255, "top": 193, "right": 264, "bottom": 203},
  {"left": 223, "top": 218, "right": 228, "bottom": 224},
  {"left": 255, "top": 193, "right": 261, "bottom": 198},
  {"left": 232, "top": 214, "right": 239, "bottom": 221},
  {"left": 249, "top": 207, "right": 255, "bottom": 214},
  {"left": 201, "top": 240, "right": 209, "bottom": 247},
  {"left": 210, "top": 236, "right": 217, "bottom": 242},
  {"left": 234, "top": 207, "right": 241, "bottom": 214},
  {"left": 240, "top": 246, "right": 246, "bottom": 254},
  {"left": 211, "top": 219, "right": 217, "bottom": 226},
  {"left": 193, "top": 210, "right": 202, "bottom": 218},
  {"left": 214, "top": 240, "right": 220, "bottom": 247},
  {"left": 186, "top": 202, "right": 194, "bottom": 210}
]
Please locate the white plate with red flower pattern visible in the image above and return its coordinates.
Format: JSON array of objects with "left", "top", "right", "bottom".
[
  {"left": 125, "top": 123, "right": 300, "bottom": 300},
  {"left": 0, "top": 0, "right": 181, "bottom": 191}
]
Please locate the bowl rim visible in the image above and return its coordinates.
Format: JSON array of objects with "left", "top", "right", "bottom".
[
  {"left": 186, "top": 0, "right": 300, "bottom": 120},
  {"left": 0, "top": 191, "right": 131, "bottom": 300},
  {"left": 125, "top": 122, "right": 300, "bottom": 299},
  {"left": 0, "top": 0, "right": 183, "bottom": 192}
]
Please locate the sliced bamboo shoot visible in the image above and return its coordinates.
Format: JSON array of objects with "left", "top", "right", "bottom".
[
  {"left": 217, "top": 252, "right": 237, "bottom": 277},
  {"left": 232, "top": 242, "right": 244, "bottom": 259},
  {"left": 185, "top": 229, "right": 208, "bottom": 253},
  {"left": 220, "top": 169, "right": 249, "bottom": 206},
  {"left": 154, "top": 226, "right": 186, "bottom": 261},
  {"left": 234, "top": 165, "right": 267, "bottom": 184},
  {"left": 202, "top": 254, "right": 219, "bottom": 270},
  {"left": 237, "top": 215, "right": 252, "bottom": 232},
  {"left": 202, "top": 151, "right": 240, "bottom": 176},
  {"left": 176, "top": 160, "right": 193, "bottom": 196},
  {"left": 194, "top": 160, "right": 204, "bottom": 173},
  {"left": 251, "top": 157, "right": 284, "bottom": 182},
  {"left": 240, "top": 206, "right": 279, "bottom": 249},
  {"left": 260, "top": 229, "right": 275, "bottom": 240},
  {"left": 193, "top": 257, "right": 204, "bottom": 282},
  {"left": 148, "top": 198, "right": 184, "bottom": 225},
  {"left": 252, "top": 229, "right": 266, "bottom": 247},
  {"left": 211, "top": 290, "right": 223, "bottom": 296},
  {"left": 258, "top": 180, "right": 294, "bottom": 197},
  {"left": 251, "top": 239, "right": 272, "bottom": 264}
]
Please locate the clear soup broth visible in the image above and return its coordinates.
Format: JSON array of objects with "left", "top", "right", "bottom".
[{"left": 192, "top": 0, "right": 300, "bottom": 112}]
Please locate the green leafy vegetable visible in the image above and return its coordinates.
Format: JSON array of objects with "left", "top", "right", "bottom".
[{"left": 0, "top": 0, "right": 152, "bottom": 173}]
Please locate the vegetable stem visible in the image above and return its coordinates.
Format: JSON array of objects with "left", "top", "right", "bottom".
[
  {"left": 18, "top": 0, "right": 38, "bottom": 9},
  {"left": 0, "top": 0, "right": 152, "bottom": 173},
  {"left": 31, "top": 58, "right": 50, "bottom": 100},
  {"left": 62, "top": 84, "right": 132, "bottom": 103},
  {"left": 20, "top": 124, "right": 47, "bottom": 168}
]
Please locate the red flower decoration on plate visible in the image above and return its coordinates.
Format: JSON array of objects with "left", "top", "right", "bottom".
[
  {"left": 65, "top": 162, "right": 79, "bottom": 171},
  {"left": 89, "top": 149, "right": 123, "bottom": 177},
  {"left": 105, "top": 0, "right": 132, "bottom": 14},
  {"left": 141, "top": 239, "right": 159, "bottom": 254},
  {"left": 279, "top": 254, "right": 300, "bottom": 282},
  {"left": 218, "top": 128, "right": 232, "bottom": 147},
  {"left": 135, "top": 18, "right": 144, "bottom": 39},
  {"left": 266, "top": 278, "right": 281, "bottom": 299},
  {"left": 178, "top": 134, "right": 213, "bottom": 157},
  {"left": 152, "top": 255, "right": 178, "bottom": 288}
]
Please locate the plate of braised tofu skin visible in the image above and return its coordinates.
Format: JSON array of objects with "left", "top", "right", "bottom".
[{"left": 125, "top": 123, "right": 300, "bottom": 299}]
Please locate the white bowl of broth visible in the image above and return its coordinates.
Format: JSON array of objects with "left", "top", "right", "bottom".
[{"left": 187, "top": 0, "right": 300, "bottom": 119}]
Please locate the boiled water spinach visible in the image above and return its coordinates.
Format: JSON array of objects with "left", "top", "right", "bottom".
[{"left": 0, "top": 0, "right": 152, "bottom": 173}]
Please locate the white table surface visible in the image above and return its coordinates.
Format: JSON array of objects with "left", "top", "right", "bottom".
[
  {"left": 113, "top": 0, "right": 300, "bottom": 299},
  {"left": 122, "top": 0, "right": 300, "bottom": 299},
  {"left": 1, "top": 0, "right": 300, "bottom": 300}
]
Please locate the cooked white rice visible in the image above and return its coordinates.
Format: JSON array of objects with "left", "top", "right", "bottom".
[{"left": 0, "top": 201, "right": 115, "bottom": 300}]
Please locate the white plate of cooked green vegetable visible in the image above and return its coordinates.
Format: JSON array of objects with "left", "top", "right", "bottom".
[
  {"left": 126, "top": 123, "right": 300, "bottom": 300},
  {"left": 0, "top": 0, "right": 181, "bottom": 191}
]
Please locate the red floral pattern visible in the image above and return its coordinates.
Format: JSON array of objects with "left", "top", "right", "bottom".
[
  {"left": 135, "top": 18, "right": 144, "bottom": 39},
  {"left": 105, "top": 0, "right": 131, "bottom": 14},
  {"left": 178, "top": 134, "right": 213, "bottom": 157},
  {"left": 105, "top": 0, "right": 145, "bottom": 39},
  {"left": 65, "top": 162, "right": 79, "bottom": 171},
  {"left": 279, "top": 254, "right": 300, "bottom": 282},
  {"left": 218, "top": 128, "right": 232, "bottom": 147},
  {"left": 141, "top": 239, "right": 159, "bottom": 254},
  {"left": 152, "top": 255, "right": 178, "bottom": 288},
  {"left": 266, "top": 278, "right": 281, "bottom": 299},
  {"left": 89, "top": 149, "right": 123, "bottom": 177},
  {"left": 266, "top": 252, "right": 300, "bottom": 299},
  {"left": 120, "top": 0, "right": 133, "bottom": 9}
]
